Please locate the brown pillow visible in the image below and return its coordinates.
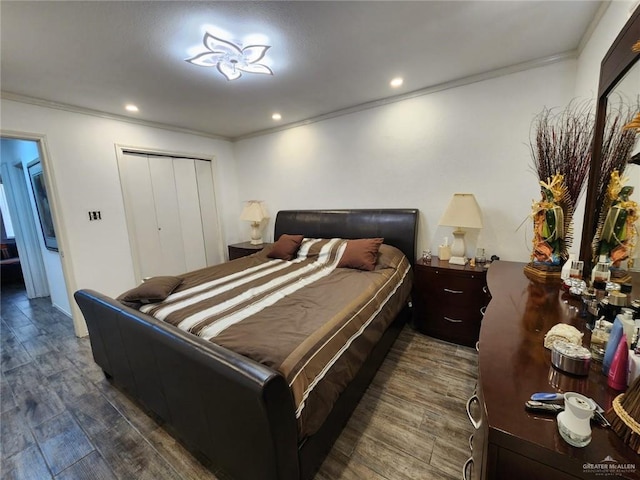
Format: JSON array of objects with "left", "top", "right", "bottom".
[
  {"left": 375, "top": 243, "right": 405, "bottom": 270},
  {"left": 338, "top": 238, "right": 384, "bottom": 271},
  {"left": 268, "top": 234, "right": 304, "bottom": 260},
  {"left": 117, "top": 276, "right": 183, "bottom": 306}
]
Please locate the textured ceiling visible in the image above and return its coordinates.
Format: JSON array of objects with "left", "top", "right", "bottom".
[{"left": 1, "top": 1, "right": 604, "bottom": 140}]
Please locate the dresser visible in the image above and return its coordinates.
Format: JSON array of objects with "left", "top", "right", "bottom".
[
  {"left": 413, "top": 257, "right": 490, "bottom": 347},
  {"left": 468, "top": 260, "right": 640, "bottom": 480}
]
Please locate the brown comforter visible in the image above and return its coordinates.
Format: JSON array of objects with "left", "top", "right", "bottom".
[{"left": 139, "top": 238, "right": 412, "bottom": 438}]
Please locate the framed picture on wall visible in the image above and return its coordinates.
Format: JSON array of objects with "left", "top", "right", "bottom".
[{"left": 28, "top": 161, "right": 58, "bottom": 251}]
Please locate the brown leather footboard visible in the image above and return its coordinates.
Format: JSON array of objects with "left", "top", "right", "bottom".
[{"left": 74, "top": 289, "right": 300, "bottom": 480}]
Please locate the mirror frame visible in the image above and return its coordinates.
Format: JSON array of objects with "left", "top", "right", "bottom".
[{"left": 579, "top": 7, "right": 640, "bottom": 273}]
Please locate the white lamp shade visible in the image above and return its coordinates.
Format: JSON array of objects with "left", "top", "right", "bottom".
[
  {"left": 240, "top": 201, "right": 269, "bottom": 245},
  {"left": 240, "top": 201, "right": 269, "bottom": 223},
  {"left": 438, "top": 193, "right": 483, "bottom": 229}
]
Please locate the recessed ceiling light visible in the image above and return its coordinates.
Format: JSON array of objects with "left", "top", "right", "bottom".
[
  {"left": 272, "top": 113, "right": 282, "bottom": 121},
  {"left": 390, "top": 77, "right": 403, "bottom": 88},
  {"left": 125, "top": 104, "right": 139, "bottom": 112}
]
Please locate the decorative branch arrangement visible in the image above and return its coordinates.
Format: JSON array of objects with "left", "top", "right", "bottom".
[
  {"left": 529, "top": 100, "right": 594, "bottom": 265},
  {"left": 591, "top": 98, "right": 639, "bottom": 263},
  {"left": 595, "top": 171, "right": 638, "bottom": 267}
]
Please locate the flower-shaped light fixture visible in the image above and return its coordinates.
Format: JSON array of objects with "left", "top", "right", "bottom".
[{"left": 185, "top": 32, "right": 273, "bottom": 81}]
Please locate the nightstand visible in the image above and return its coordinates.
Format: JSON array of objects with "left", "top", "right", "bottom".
[
  {"left": 228, "top": 242, "right": 270, "bottom": 260},
  {"left": 413, "top": 256, "right": 490, "bottom": 347}
]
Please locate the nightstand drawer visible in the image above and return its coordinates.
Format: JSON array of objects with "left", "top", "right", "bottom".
[
  {"left": 415, "top": 271, "right": 486, "bottom": 308},
  {"left": 421, "top": 304, "right": 483, "bottom": 347},
  {"left": 416, "top": 269, "right": 483, "bottom": 290}
]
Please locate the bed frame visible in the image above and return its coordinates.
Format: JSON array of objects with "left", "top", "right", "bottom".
[{"left": 74, "top": 209, "right": 418, "bottom": 480}]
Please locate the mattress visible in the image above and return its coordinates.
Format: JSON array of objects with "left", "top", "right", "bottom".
[{"left": 138, "top": 238, "right": 412, "bottom": 438}]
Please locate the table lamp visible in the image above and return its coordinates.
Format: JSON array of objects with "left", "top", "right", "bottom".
[
  {"left": 438, "top": 193, "right": 483, "bottom": 265},
  {"left": 240, "top": 200, "right": 269, "bottom": 244}
]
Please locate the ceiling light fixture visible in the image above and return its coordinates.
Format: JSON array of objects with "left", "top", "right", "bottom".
[
  {"left": 125, "top": 104, "right": 139, "bottom": 112},
  {"left": 390, "top": 77, "right": 404, "bottom": 88},
  {"left": 272, "top": 113, "right": 282, "bottom": 121},
  {"left": 186, "top": 32, "right": 273, "bottom": 81}
]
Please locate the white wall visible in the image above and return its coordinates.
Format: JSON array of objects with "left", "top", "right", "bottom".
[
  {"left": 1, "top": 100, "right": 237, "bottom": 335},
  {"left": 234, "top": 60, "right": 577, "bottom": 262},
  {"left": 233, "top": 2, "right": 638, "bottom": 264}
]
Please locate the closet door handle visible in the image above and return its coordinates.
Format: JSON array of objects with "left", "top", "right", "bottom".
[
  {"left": 444, "top": 316, "right": 463, "bottom": 323},
  {"left": 466, "top": 394, "right": 481, "bottom": 429},
  {"left": 444, "top": 288, "right": 463, "bottom": 294},
  {"left": 463, "top": 457, "right": 474, "bottom": 480}
]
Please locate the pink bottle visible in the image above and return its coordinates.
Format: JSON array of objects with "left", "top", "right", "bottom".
[{"left": 608, "top": 333, "right": 629, "bottom": 391}]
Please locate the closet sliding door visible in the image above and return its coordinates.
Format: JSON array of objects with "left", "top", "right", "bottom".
[{"left": 119, "top": 151, "right": 222, "bottom": 282}]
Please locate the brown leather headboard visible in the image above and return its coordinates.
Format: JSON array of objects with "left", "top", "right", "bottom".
[{"left": 274, "top": 209, "right": 418, "bottom": 265}]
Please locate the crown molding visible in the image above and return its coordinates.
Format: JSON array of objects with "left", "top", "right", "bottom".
[
  {"left": 2, "top": 50, "right": 576, "bottom": 143},
  {"left": 0, "top": 92, "right": 232, "bottom": 142},
  {"left": 235, "top": 51, "right": 577, "bottom": 141}
]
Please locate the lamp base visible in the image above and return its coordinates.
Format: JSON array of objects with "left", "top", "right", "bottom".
[
  {"left": 448, "top": 256, "right": 467, "bottom": 266},
  {"left": 249, "top": 222, "right": 263, "bottom": 245},
  {"left": 450, "top": 229, "right": 466, "bottom": 258}
]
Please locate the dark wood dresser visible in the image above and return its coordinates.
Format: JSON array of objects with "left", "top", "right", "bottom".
[
  {"left": 413, "top": 256, "right": 490, "bottom": 347},
  {"left": 470, "top": 260, "right": 640, "bottom": 479}
]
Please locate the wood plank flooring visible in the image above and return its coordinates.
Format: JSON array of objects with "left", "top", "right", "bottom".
[{"left": 1, "top": 282, "right": 478, "bottom": 479}]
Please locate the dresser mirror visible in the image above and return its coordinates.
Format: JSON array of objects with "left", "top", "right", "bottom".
[
  {"left": 616, "top": 61, "right": 640, "bottom": 269},
  {"left": 579, "top": 8, "right": 640, "bottom": 272}
]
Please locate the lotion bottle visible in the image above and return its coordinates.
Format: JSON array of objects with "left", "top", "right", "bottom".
[
  {"left": 603, "top": 315, "right": 624, "bottom": 375},
  {"left": 608, "top": 333, "right": 629, "bottom": 391}
]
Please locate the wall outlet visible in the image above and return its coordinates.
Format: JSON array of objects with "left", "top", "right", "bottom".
[{"left": 88, "top": 211, "right": 102, "bottom": 221}]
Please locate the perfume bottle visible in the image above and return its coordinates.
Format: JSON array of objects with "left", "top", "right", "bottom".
[{"left": 591, "top": 255, "right": 611, "bottom": 283}]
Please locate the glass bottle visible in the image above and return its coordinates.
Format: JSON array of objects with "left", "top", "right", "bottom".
[{"left": 591, "top": 255, "right": 611, "bottom": 283}]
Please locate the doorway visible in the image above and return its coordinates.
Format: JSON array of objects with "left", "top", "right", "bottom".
[{"left": 0, "top": 136, "right": 71, "bottom": 317}]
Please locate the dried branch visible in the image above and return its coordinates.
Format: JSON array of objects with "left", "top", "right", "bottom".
[{"left": 529, "top": 99, "right": 594, "bottom": 258}]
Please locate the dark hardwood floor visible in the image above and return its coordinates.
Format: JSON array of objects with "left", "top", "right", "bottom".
[{"left": 1, "top": 281, "right": 478, "bottom": 479}]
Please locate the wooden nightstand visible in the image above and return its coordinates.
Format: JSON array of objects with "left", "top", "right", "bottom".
[
  {"left": 228, "top": 242, "right": 270, "bottom": 260},
  {"left": 413, "top": 256, "right": 490, "bottom": 347}
]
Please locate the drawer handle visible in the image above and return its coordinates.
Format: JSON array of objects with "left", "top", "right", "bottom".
[
  {"left": 483, "top": 285, "right": 488, "bottom": 294},
  {"left": 475, "top": 341, "right": 480, "bottom": 352},
  {"left": 444, "top": 316, "right": 463, "bottom": 323},
  {"left": 469, "top": 433, "right": 474, "bottom": 452},
  {"left": 443, "top": 288, "right": 464, "bottom": 294},
  {"left": 466, "top": 394, "right": 481, "bottom": 429},
  {"left": 480, "top": 306, "right": 487, "bottom": 316},
  {"left": 463, "top": 457, "right": 474, "bottom": 480}
]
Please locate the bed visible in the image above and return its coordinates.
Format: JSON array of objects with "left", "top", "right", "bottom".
[{"left": 74, "top": 209, "right": 418, "bottom": 480}]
